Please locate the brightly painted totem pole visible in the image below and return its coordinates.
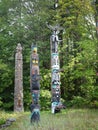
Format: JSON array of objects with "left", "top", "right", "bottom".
[
  {"left": 30, "top": 45, "right": 40, "bottom": 123},
  {"left": 51, "top": 28, "right": 61, "bottom": 114},
  {"left": 14, "top": 43, "right": 24, "bottom": 112},
  {"left": 47, "top": 0, "right": 65, "bottom": 114},
  {"left": 46, "top": 24, "right": 62, "bottom": 114}
]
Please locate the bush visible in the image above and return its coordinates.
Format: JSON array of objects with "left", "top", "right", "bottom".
[
  {"left": 0, "top": 118, "right": 6, "bottom": 125},
  {"left": 70, "top": 96, "right": 88, "bottom": 108},
  {"left": 90, "top": 100, "right": 98, "bottom": 108},
  {"left": 0, "top": 111, "right": 20, "bottom": 125},
  {"left": 40, "top": 90, "right": 51, "bottom": 110}
]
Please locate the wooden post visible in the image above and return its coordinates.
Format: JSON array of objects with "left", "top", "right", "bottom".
[{"left": 14, "top": 43, "right": 24, "bottom": 112}]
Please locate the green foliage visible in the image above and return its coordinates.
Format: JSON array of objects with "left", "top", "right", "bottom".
[
  {"left": 40, "top": 69, "right": 51, "bottom": 90},
  {"left": 23, "top": 90, "right": 31, "bottom": 111},
  {"left": 0, "top": 0, "right": 98, "bottom": 110},
  {"left": 0, "top": 0, "right": 52, "bottom": 110},
  {"left": 58, "top": 0, "right": 98, "bottom": 108},
  {"left": 0, "top": 118, "right": 6, "bottom": 125},
  {"left": 90, "top": 100, "right": 98, "bottom": 108},
  {"left": 0, "top": 97, "right": 3, "bottom": 107},
  {"left": 70, "top": 96, "right": 89, "bottom": 108},
  {"left": 0, "top": 111, "right": 25, "bottom": 126},
  {"left": 61, "top": 40, "right": 97, "bottom": 107},
  {"left": 40, "top": 90, "right": 51, "bottom": 110}
]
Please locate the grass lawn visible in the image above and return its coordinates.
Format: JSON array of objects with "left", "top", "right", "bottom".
[{"left": 2, "top": 109, "right": 98, "bottom": 130}]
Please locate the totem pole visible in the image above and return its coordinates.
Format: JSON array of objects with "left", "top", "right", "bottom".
[
  {"left": 30, "top": 45, "right": 40, "bottom": 123},
  {"left": 51, "top": 27, "right": 61, "bottom": 114},
  {"left": 14, "top": 43, "right": 24, "bottom": 112},
  {"left": 47, "top": 0, "right": 65, "bottom": 114},
  {"left": 47, "top": 24, "right": 63, "bottom": 113}
]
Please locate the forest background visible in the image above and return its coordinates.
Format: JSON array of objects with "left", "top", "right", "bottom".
[{"left": 0, "top": 0, "right": 98, "bottom": 111}]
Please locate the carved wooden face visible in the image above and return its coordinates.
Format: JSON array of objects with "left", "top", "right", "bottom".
[{"left": 32, "top": 47, "right": 37, "bottom": 53}]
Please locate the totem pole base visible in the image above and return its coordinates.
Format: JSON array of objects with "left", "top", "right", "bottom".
[{"left": 30, "top": 103, "right": 40, "bottom": 123}]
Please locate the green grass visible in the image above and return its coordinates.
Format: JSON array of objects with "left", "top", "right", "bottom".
[{"left": 2, "top": 109, "right": 98, "bottom": 130}]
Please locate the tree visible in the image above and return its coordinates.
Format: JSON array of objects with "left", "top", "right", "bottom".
[
  {"left": 0, "top": 0, "right": 53, "bottom": 110},
  {"left": 56, "top": 0, "right": 98, "bottom": 107}
]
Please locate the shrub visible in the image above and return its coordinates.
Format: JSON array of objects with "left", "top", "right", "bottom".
[
  {"left": 70, "top": 96, "right": 88, "bottom": 108},
  {"left": 90, "top": 100, "right": 98, "bottom": 108},
  {"left": 0, "top": 118, "right": 6, "bottom": 125},
  {"left": 40, "top": 90, "right": 51, "bottom": 110}
]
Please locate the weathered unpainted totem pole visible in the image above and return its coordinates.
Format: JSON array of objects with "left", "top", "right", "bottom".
[
  {"left": 30, "top": 45, "right": 40, "bottom": 123},
  {"left": 14, "top": 43, "right": 24, "bottom": 112}
]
